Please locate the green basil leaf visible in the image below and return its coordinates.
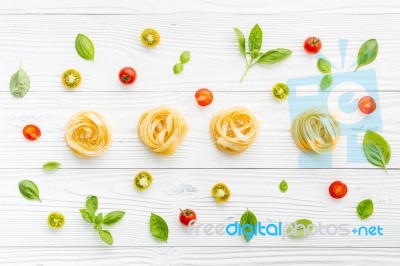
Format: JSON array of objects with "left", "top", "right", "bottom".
[
  {"left": 257, "top": 48, "right": 292, "bottom": 64},
  {"left": 240, "top": 209, "right": 257, "bottom": 242},
  {"left": 180, "top": 51, "right": 190, "bottom": 64},
  {"left": 95, "top": 213, "right": 103, "bottom": 225},
  {"left": 317, "top": 58, "right": 331, "bottom": 74},
  {"left": 173, "top": 63, "right": 184, "bottom": 74},
  {"left": 150, "top": 213, "right": 169, "bottom": 242},
  {"left": 85, "top": 195, "right": 98, "bottom": 215},
  {"left": 42, "top": 161, "right": 61, "bottom": 171},
  {"left": 355, "top": 39, "right": 378, "bottom": 71},
  {"left": 80, "top": 209, "right": 95, "bottom": 223},
  {"left": 357, "top": 199, "right": 374, "bottom": 220},
  {"left": 286, "top": 219, "right": 314, "bottom": 238},
  {"left": 279, "top": 179, "right": 288, "bottom": 193},
  {"left": 94, "top": 223, "right": 102, "bottom": 231},
  {"left": 363, "top": 130, "right": 391, "bottom": 171},
  {"left": 75, "top": 33, "right": 95, "bottom": 61},
  {"left": 234, "top": 28, "right": 246, "bottom": 55},
  {"left": 18, "top": 180, "right": 41, "bottom": 201},
  {"left": 9, "top": 64, "right": 30, "bottom": 98},
  {"left": 99, "top": 230, "right": 113, "bottom": 245},
  {"left": 102, "top": 211, "right": 125, "bottom": 226},
  {"left": 320, "top": 74, "right": 333, "bottom": 90},
  {"left": 248, "top": 24, "right": 262, "bottom": 53}
]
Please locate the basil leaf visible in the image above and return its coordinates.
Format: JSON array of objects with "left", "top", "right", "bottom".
[
  {"left": 80, "top": 209, "right": 95, "bottom": 223},
  {"left": 43, "top": 161, "right": 61, "bottom": 171},
  {"left": 85, "top": 195, "right": 98, "bottom": 215},
  {"left": 257, "top": 48, "right": 292, "bottom": 64},
  {"left": 320, "top": 74, "right": 333, "bottom": 90},
  {"left": 317, "top": 58, "right": 331, "bottom": 74},
  {"left": 18, "top": 180, "right": 41, "bottom": 201},
  {"left": 240, "top": 209, "right": 257, "bottom": 242},
  {"left": 75, "top": 33, "right": 95, "bottom": 61},
  {"left": 180, "top": 51, "right": 190, "bottom": 64},
  {"left": 286, "top": 219, "right": 314, "bottom": 238},
  {"left": 150, "top": 213, "right": 169, "bottom": 242},
  {"left": 248, "top": 24, "right": 262, "bottom": 53},
  {"left": 357, "top": 199, "right": 374, "bottom": 220},
  {"left": 102, "top": 211, "right": 125, "bottom": 226},
  {"left": 94, "top": 224, "right": 102, "bottom": 231},
  {"left": 279, "top": 179, "right": 288, "bottom": 193},
  {"left": 355, "top": 39, "right": 378, "bottom": 71},
  {"left": 234, "top": 28, "right": 246, "bottom": 55},
  {"left": 173, "top": 63, "right": 184, "bottom": 74},
  {"left": 99, "top": 230, "right": 113, "bottom": 245},
  {"left": 9, "top": 64, "right": 30, "bottom": 98},
  {"left": 363, "top": 130, "right": 391, "bottom": 171},
  {"left": 95, "top": 213, "right": 103, "bottom": 225}
]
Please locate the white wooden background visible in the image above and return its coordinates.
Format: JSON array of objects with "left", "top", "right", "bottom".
[{"left": 0, "top": 0, "right": 399, "bottom": 265}]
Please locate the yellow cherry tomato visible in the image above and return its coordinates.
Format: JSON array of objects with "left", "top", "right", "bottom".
[
  {"left": 134, "top": 171, "right": 153, "bottom": 190},
  {"left": 211, "top": 183, "right": 231, "bottom": 203},
  {"left": 62, "top": 69, "right": 81, "bottom": 89},
  {"left": 140, "top": 28, "right": 160, "bottom": 48},
  {"left": 48, "top": 212, "right": 65, "bottom": 229}
]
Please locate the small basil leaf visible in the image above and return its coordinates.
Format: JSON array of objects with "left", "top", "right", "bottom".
[
  {"left": 18, "top": 180, "right": 41, "bottom": 201},
  {"left": 355, "top": 39, "right": 378, "bottom": 71},
  {"left": 240, "top": 209, "right": 257, "bottom": 242},
  {"left": 363, "top": 130, "right": 391, "bottom": 171},
  {"left": 42, "top": 161, "right": 61, "bottom": 171},
  {"left": 150, "top": 213, "right": 169, "bottom": 242},
  {"left": 248, "top": 24, "right": 262, "bottom": 52},
  {"left": 357, "top": 199, "right": 374, "bottom": 220},
  {"left": 286, "top": 219, "right": 314, "bottom": 238},
  {"left": 102, "top": 211, "right": 125, "bottom": 226},
  {"left": 85, "top": 195, "right": 98, "bottom": 215},
  {"left": 9, "top": 64, "right": 30, "bottom": 98},
  {"left": 75, "top": 33, "right": 95, "bottom": 61},
  {"left": 94, "top": 223, "right": 102, "bottom": 232},
  {"left": 320, "top": 74, "right": 333, "bottom": 90},
  {"left": 234, "top": 28, "right": 246, "bottom": 55},
  {"left": 99, "top": 230, "right": 113, "bottom": 245},
  {"left": 173, "top": 63, "right": 184, "bottom": 74},
  {"left": 80, "top": 209, "right": 95, "bottom": 223},
  {"left": 95, "top": 213, "right": 103, "bottom": 225},
  {"left": 317, "top": 58, "right": 331, "bottom": 74},
  {"left": 279, "top": 179, "right": 288, "bottom": 193},
  {"left": 180, "top": 51, "right": 190, "bottom": 64},
  {"left": 257, "top": 48, "right": 292, "bottom": 64}
]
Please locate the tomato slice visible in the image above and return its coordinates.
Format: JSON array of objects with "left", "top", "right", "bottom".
[
  {"left": 134, "top": 171, "right": 153, "bottom": 190},
  {"left": 141, "top": 28, "right": 160, "bottom": 48},
  {"left": 62, "top": 69, "right": 81, "bottom": 89},
  {"left": 48, "top": 212, "right": 65, "bottom": 229},
  {"left": 211, "top": 183, "right": 230, "bottom": 203},
  {"left": 329, "top": 181, "right": 348, "bottom": 199},
  {"left": 272, "top": 83, "right": 290, "bottom": 100},
  {"left": 358, "top": 96, "right": 376, "bottom": 114},
  {"left": 23, "top": 124, "right": 41, "bottom": 141}
]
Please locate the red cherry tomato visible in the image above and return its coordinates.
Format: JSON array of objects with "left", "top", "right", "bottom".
[
  {"left": 179, "top": 209, "right": 196, "bottom": 226},
  {"left": 195, "top": 88, "right": 213, "bottom": 106},
  {"left": 358, "top": 96, "right": 376, "bottom": 114},
  {"left": 23, "top": 124, "right": 41, "bottom": 141},
  {"left": 119, "top": 67, "right": 137, "bottom": 85},
  {"left": 329, "top": 181, "right": 348, "bottom": 199},
  {"left": 304, "top": 37, "right": 322, "bottom": 54}
]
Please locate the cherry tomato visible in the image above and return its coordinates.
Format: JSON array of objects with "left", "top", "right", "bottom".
[
  {"left": 211, "top": 183, "right": 230, "bottom": 203},
  {"left": 358, "top": 96, "right": 376, "bottom": 114},
  {"left": 48, "top": 212, "right": 65, "bottom": 229},
  {"left": 119, "top": 67, "right": 137, "bottom": 85},
  {"left": 62, "top": 69, "right": 81, "bottom": 89},
  {"left": 179, "top": 209, "right": 196, "bottom": 226},
  {"left": 195, "top": 88, "right": 213, "bottom": 106},
  {"left": 140, "top": 28, "right": 160, "bottom": 48},
  {"left": 134, "top": 171, "right": 153, "bottom": 190},
  {"left": 23, "top": 124, "right": 41, "bottom": 141},
  {"left": 329, "top": 181, "right": 348, "bottom": 199},
  {"left": 272, "top": 83, "right": 290, "bottom": 100},
  {"left": 304, "top": 37, "right": 322, "bottom": 54}
]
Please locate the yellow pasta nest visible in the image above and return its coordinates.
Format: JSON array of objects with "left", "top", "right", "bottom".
[
  {"left": 291, "top": 108, "right": 341, "bottom": 153},
  {"left": 210, "top": 107, "right": 259, "bottom": 154},
  {"left": 137, "top": 106, "right": 188, "bottom": 156},
  {"left": 65, "top": 111, "right": 111, "bottom": 158}
]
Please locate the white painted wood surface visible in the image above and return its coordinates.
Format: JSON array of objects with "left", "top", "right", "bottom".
[{"left": 0, "top": 0, "right": 399, "bottom": 265}]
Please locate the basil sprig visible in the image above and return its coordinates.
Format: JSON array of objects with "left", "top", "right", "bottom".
[
  {"left": 149, "top": 213, "right": 169, "bottom": 242},
  {"left": 363, "top": 130, "right": 391, "bottom": 172},
  {"left": 317, "top": 58, "right": 333, "bottom": 90},
  {"left": 18, "top": 180, "right": 41, "bottom": 201},
  {"left": 79, "top": 195, "right": 125, "bottom": 245},
  {"left": 234, "top": 24, "right": 292, "bottom": 82},
  {"left": 173, "top": 51, "right": 190, "bottom": 74}
]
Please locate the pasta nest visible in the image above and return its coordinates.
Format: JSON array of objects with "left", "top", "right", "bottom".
[
  {"left": 210, "top": 107, "right": 259, "bottom": 154},
  {"left": 291, "top": 108, "right": 341, "bottom": 153},
  {"left": 137, "top": 106, "right": 188, "bottom": 156},
  {"left": 65, "top": 111, "right": 111, "bottom": 158}
]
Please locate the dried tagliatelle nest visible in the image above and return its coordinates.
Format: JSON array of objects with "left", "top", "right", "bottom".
[
  {"left": 65, "top": 110, "right": 111, "bottom": 158},
  {"left": 137, "top": 106, "right": 188, "bottom": 156},
  {"left": 291, "top": 107, "right": 341, "bottom": 153},
  {"left": 210, "top": 107, "right": 259, "bottom": 154}
]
